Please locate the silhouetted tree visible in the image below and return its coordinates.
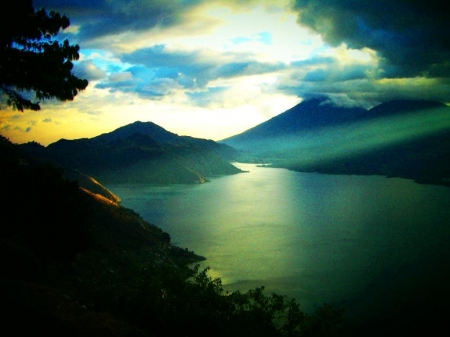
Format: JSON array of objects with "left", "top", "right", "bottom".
[{"left": 0, "top": 0, "right": 88, "bottom": 111}]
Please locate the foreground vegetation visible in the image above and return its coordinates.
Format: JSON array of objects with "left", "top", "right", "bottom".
[{"left": 0, "top": 136, "right": 347, "bottom": 336}]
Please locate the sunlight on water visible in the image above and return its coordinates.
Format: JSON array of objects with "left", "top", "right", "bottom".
[{"left": 107, "top": 164, "right": 450, "bottom": 316}]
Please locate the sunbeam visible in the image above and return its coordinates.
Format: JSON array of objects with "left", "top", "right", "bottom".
[{"left": 260, "top": 105, "right": 450, "bottom": 167}]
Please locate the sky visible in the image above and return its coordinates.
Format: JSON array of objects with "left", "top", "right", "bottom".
[{"left": 1, "top": 0, "right": 449, "bottom": 145}]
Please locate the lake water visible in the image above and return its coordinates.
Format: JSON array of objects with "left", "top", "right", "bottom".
[{"left": 106, "top": 163, "right": 450, "bottom": 327}]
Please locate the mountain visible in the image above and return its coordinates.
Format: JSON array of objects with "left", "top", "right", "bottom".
[
  {"left": 221, "top": 99, "right": 450, "bottom": 185},
  {"left": 20, "top": 121, "right": 242, "bottom": 184},
  {"left": 222, "top": 98, "right": 366, "bottom": 151}
]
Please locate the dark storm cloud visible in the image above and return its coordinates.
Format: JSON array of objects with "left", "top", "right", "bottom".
[
  {"left": 275, "top": 51, "right": 450, "bottom": 107},
  {"left": 34, "top": 0, "right": 202, "bottom": 41},
  {"left": 279, "top": 69, "right": 450, "bottom": 109},
  {"left": 302, "top": 63, "right": 370, "bottom": 83},
  {"left": 291, "top": 0, "right": 450, "bottom": 78}
]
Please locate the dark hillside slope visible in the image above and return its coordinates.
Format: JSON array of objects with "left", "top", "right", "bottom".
[{"left": 0, "top": 136, "right": 201, "bottom": 335}]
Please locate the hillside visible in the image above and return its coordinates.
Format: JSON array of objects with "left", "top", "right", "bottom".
[
  {"left": 0, "top": 135, "right": 348, "bottom": 336},
  {"left": 221, "top": 99, "right": 450, "bottom": 185},
  {"left": 20, "top": 121, "right": 242, "bottom": 185}
]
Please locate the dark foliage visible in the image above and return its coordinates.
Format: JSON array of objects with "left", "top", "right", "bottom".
[
  {"left": 0, "top": 136, "right": 92, "bottom": 263},
  {"left": 0, "top": 0, "right": 88, "bottom": 111},
  {"left": 76, "top": 260, "right": 348, "bottom": 337}
]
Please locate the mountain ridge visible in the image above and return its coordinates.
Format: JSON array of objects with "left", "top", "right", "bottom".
[
  {"left": 20, "top": 121, "right": 242, "bottom": 185},
  {"left": 221, "top": 98, "right": 366, "bottom": 148}
]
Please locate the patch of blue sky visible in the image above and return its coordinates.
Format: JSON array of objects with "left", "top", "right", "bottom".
[
  {"left": 126, "top": 65, "right": 181, "bottom": 84},
  {"left": 127, "top": 65, "right": 158, "bottom": 80},
  {"left": 309, "top": 44, "right": 331, "bottom": 58},
  {"left": 300, "top": 38, "right": 314, "bottom": 46},
  {"left": 106, "top": 64, "right": 125, "bottom": 74},
  {"left": 257, "top": 32, "right": 272, "bottom": 45},
  {"left": 80, "top": 49, "right": 130, "bottom": 75},
  {"left": 231, "top": 36, "right": 253, "bottom": 45},
  {"left": 153, "top": 67, "right": 180, "bottom": 79},
  {"left": 231, "top": 32, "right": 272, "bottom": 45},
  {"left": 81, "top": 49, "right": 105, "bottom": 59}
]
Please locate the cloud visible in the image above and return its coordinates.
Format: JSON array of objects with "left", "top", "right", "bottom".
[
  {"left": 301, "top": 61, "right": 374, "bottom": 83},
  {"left": 279, "top": 68, "right": 450, "bottom": 109},
  {"left": 0, "top": 123, "right": 11, "bottom": 132},
  {"left": 95, "top": 72, "right": 140, "bottom": 92},
  {"left": 109, "top": 72, "right": 134, "bottom": 82},
  {"left": 213, "top": 60, "right": 285, "bottom": 79},
  {"left": 2, "top": 124, "right": 32, "bottom": 133},
  {"left": 273, "top": 42, "right": 450, "bottom": 108},
  {"left": 291, "top": 0, "right": 450, "bottom": 78},
  {"left": 73, "top": 60, "right": 107, "bottom": 81},
  {"left": 35, "top": 0, "right": 204, "bottom": 43},
  {"left": 185, "top": 86, "right": 229, "bottom": 107},
  {"left": 35, "top": 0, "right": 284, "bottom": 39},
  {"left": 88, "top": 43, "right": 287, "bottom": 101},
  {"left": 123, "top": 44, "right": 284, "bottom": 84},
  {"left": 32, "top": 1, "right": 300, "bottom": 104},
  {"left": 95, "top": 68, "right": 183, "bottom": 99},
  {"left": 19, "top": 0, "right": 448, "bottom": 146},
  {"left": 87, "top": 111, "right": 103, "bottom": 116}
]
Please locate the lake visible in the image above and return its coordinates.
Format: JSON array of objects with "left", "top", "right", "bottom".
[{"left": 106, "top": 163, "right": 450, "bottom": 328}]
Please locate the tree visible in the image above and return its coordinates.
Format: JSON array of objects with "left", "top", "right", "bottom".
[{"left": 0, "top": 0, "right": 88, "bottom": 111}]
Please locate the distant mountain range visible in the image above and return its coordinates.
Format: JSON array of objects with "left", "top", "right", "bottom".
[
  {"left": 20, "top": 121, "right": 242, "bottom": 184},
  {"left": 221, "top": 99, "right": 450, "bottom": 185}
]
